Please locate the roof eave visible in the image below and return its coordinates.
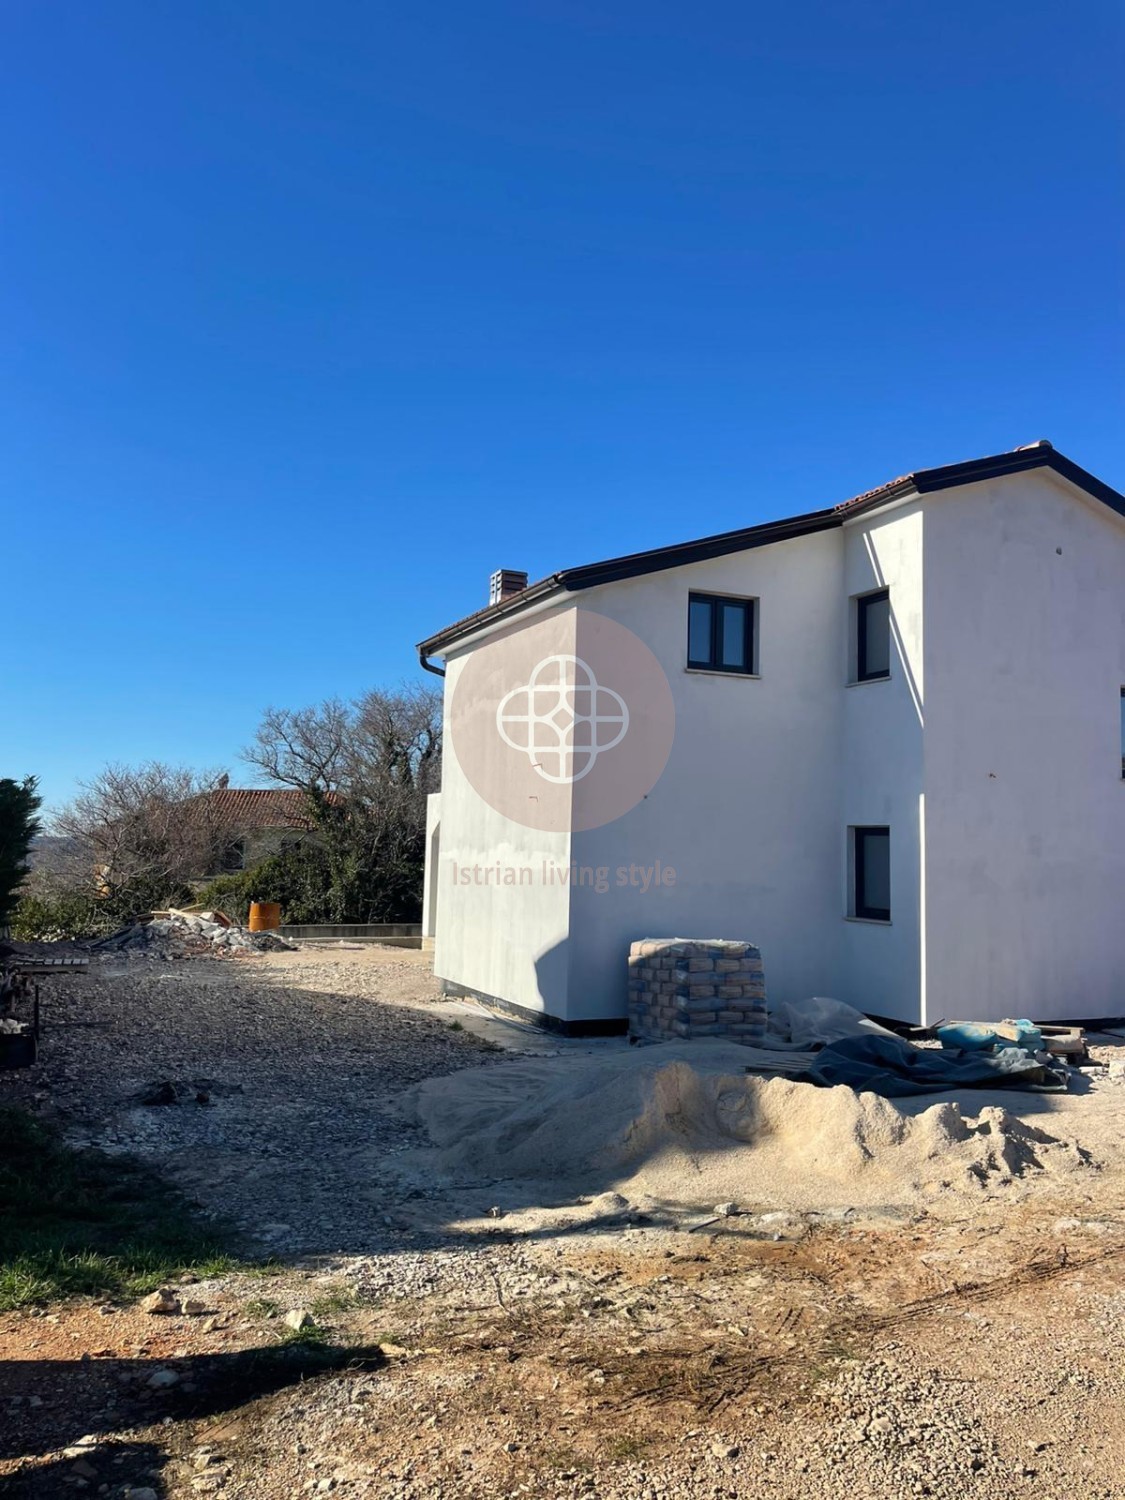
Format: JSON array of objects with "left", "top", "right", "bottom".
[
  {"left": 416, "top": 506, "right": 842, "bottom": 661},
  {"left": 418, "top": 445, "right": 1125, "bottom": 662},
  {"left": 417, "top": 572, "right": 568, "bottom": 663}
]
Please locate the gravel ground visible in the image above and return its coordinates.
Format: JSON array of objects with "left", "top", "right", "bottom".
[
  {"left": 5, "top": 945, "right": 500, "bottom": 1256},
  {"left": 3, "top": 946, "right": 1125, "bottom": 1499}
]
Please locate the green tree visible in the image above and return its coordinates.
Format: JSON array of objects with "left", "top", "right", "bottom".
[{"left": 0, "top": 777, "right": 43, "bottom": 927}]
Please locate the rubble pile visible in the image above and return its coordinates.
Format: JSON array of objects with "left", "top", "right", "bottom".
[{"left": 92, "top": 912, "right": 294, "bottom": 959}]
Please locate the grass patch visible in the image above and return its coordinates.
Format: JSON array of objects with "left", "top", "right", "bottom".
[
  {"left": 604, "top": 1433, "right": 651, "bottom": 1462},
  {"left": 804, "top": 1336, "right": 860, "bottom": 1386},
  {"left": 275, "top": 1322, "right": 328, "bottom": 1348},
  {"left": 237, "top": 1259, "right": 283, "bottom": 1279},
  {"left": 0, "top": 1106, "right": 241, "bottom": 1311},
  {"left": 541, "top": 1443, "right": 593, "bottom": 1473},
  {"left": 311, "top": 1287, "right": 358, "bottom": 1319},
  {"left": 243, "top": 1296, "right": 282, "bottom": 1320}
]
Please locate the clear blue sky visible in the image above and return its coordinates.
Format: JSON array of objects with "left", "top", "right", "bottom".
[{"left": 4, "top": 1, "right": 1122, "bottom": 809}]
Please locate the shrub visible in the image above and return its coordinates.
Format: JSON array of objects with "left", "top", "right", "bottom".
[
  {"left": 197, "top": 843, "right": 337, "bottom": 926},
  {"left": 11, "top": 876, "right": 117, "bottom": 942}
]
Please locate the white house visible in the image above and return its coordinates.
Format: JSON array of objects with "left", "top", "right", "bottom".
[{"left": 418, "top": 441, "right": 1125, "bottom": 1034}]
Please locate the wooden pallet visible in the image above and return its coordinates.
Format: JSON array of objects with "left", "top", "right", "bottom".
[
  {"left": 7, "top": 956, "right": 89, "bottom": 977},
  {"left": 991, "top": 1019, "right": 1087, "bottom": 1057}
]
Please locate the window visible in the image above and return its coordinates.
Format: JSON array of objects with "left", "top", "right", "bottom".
[
  {"left": 852, "top": 826, "right": 890, "bottom": 922},
  {"left": 1120, "top": 689, "right": 1124, "bottom": 779},
  {"left": 220, "top": 838, "right": 245, "bottom": 874},
  {"left": 855, "top": 588, "right": 891, "bottom": 681},
  {"left": 687, "top": 593, "right": 756, "bottom": 674}
]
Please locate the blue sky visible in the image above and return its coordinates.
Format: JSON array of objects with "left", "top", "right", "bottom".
[{"left": 4, "top": 1, "right": 1122, "bottom": 809}]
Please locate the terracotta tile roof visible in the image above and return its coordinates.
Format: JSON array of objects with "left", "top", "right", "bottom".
[
  {"left": 833, "top": 474, "right": 912, "bottom": 512},
  {"left": 203, "top": 789, "right": 322, "bottom": 831}
]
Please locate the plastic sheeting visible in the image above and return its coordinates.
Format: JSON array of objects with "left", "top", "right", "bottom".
[
  {"left": 793, "top": 1032, "right": 1070, "bottom": 1098},
  {"left": 764, "top": 995, "right": 901, "bottom": 1051}
]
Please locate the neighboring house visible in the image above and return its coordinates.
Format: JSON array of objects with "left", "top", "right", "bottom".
[
  {"left": 418, "top": 440, "right": 1125, "bottom": 1034},
  {"left": 198, "top": 788, "right": 322, "bottom": 879}
]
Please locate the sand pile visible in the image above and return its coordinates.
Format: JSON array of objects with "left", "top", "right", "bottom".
[{"left": 402, "top": 1041, "right": 1097, "bottom": 1212}]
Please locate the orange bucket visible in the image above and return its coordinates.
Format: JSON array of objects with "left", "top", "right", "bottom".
[{"left": 248, "top": 901, "right": 281, "bottom": 932}]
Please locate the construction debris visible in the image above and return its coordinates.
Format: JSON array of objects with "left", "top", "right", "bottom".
[
  {"left": 0, "top": 963, "right": 40, "bottom": 1068},
  {"left": 92, "top": 912, "right": 295, "bottom": 958},
  {"left": 936, "top": 1018, "right": 1088, "bottom": 1059}
]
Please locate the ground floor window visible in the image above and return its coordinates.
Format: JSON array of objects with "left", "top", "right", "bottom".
[{"left": 851, "top": 825, "right": 890, "bottom": 921}]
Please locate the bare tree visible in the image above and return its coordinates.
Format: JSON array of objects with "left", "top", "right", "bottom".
[
  {"left": 242, "top": 699, "right": 351, "bottom": 795},
  {"left": 243, "top": 685, "right": 441, "bottom": 921},
  {"left": 245, "top": 686, "right": 440, "bottom": 802},
  {"left": 52, "top": 762, "right": 240, "bottom": 918}
]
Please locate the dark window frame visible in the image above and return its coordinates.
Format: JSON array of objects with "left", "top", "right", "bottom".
[
  {"left": 220, "top": 838, "right": 246, "bottom": 874},
  {"left": 853, "top": 825, "right": 891, "bottom": 922},
  {"left": 687, "top": 592, "right": 757, "bottom": 675},
  {"left": 1120, "top": 687, "right": 1124, "bottom": 780},
  {"left": 856, "top": 587, "right": 891, "bottom": 682}
]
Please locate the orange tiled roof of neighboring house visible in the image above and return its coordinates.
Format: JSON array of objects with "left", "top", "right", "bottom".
[{"left": 204, "top": 788, "right": 331, "bottom": 831}]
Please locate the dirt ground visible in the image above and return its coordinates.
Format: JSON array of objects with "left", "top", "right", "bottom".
[{"left": 3, "top": 945, "right": 1125, "bottom": 1499}]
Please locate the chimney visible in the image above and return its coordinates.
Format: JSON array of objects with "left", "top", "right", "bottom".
[{"left": 489, "top": 568, "right": 529, "bottom": 606}]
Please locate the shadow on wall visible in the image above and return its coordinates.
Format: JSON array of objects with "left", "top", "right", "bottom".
[
  {"left": 533, "top": 932, "right": 634, "bottom": 1030},
  {"left": 533, "top": 934, "right": 570, "bottom": 1020},
  {"left": 860, "top": 529, "right": 924, "bottom": 727}
]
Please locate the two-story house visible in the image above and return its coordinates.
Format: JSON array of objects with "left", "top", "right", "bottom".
[{"left": 418, "top": 441, "right": 1125, "bottom": 1034}]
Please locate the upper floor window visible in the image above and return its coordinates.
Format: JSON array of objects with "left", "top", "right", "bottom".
[
  {"left": 855, "top": 588, "right": 891, "bottom": 681},
  {"left": 687, "top": 593, "right": 757, "bottom": 675}
]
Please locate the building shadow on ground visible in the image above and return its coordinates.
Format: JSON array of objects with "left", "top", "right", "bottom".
[{"left": 0, "top": 1341, "right": 384, "bottom": 1496}]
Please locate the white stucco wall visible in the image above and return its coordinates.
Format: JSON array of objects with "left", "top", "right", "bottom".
[
  {"left": 431, "top": 608, "right": 578, "bottom": 1019},
  {"left": 565, "top": 530, "right": 847, "bottom": 1022},
  {"left": 921, "top": 472, "right": 1125, "bottom": 1022},
  {"left": 430, "top": 519, "right": 930, "bottom": 1027},
  {"left": 838, "top": 501, "right": 925, "bottom": 1021},
  {"left": 427, "top": 467, "right": 1125, "bottom": 1030},
  {"left": 422, "top": 792, "right": 441, "bottom": 941}
]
